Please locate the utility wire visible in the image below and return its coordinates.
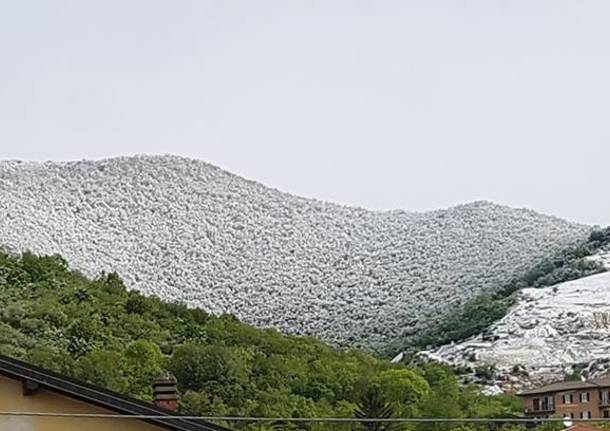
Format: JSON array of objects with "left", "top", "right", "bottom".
[{"left": 0, "top": 412, "right": 599, "bottom": 423}]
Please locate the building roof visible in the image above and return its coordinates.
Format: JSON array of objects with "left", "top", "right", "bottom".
[
  {"left": 564, "top": 425, "right": 608, "bottom": 431},
  {"left": 0, "top": 354, "right": 230, "bottom": 431},
  {"left": 519, "top": 377, "right": 610, "bottom": 396}
]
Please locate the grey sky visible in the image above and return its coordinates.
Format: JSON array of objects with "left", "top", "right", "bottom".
[{"left": 1, "top": 1, "right": 609, "bottom": 225}]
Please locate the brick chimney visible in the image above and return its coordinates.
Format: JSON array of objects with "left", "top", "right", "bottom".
[{"left": 153, "top": 374, "right": 179, "bottom": 411}]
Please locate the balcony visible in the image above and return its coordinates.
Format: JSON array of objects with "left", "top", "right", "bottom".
[{"left": 525, "top": 406, "right": 555, "bottom": 415}]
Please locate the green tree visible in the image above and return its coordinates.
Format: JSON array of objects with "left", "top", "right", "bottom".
[
  {"left": 418, "top": 363, "right": 463, "bottom": 427},
  {"left": 168, "top": 344, "right": 235, "bottom": 391},
  {"left": 372, "top": 369, "right": 430, "bottom": 417},
  {"left": 76, "top": 350, "right": 128, "bottom": 393},
  {"left": 355, "top": 386, "right": 404, "bottom": 431},
  {"left": 123, "top": 340, "right": 165, "bottom": 399}
]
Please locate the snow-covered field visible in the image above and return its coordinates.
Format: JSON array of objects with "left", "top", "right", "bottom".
[
  {"left": 0, "top": 155, "right": 590, "bottom": 349},
  {"left": 424, "top": 253, "right": 610, "bottom": 389}
]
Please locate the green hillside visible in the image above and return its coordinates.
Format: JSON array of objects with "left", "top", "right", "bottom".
[{"left": 0, "top": 250, "right": 521, "bottom": 430}]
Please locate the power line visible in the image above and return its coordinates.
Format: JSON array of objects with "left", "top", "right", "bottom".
[{"left": 0, "top": 412, "right": 600, "bottom": 423}]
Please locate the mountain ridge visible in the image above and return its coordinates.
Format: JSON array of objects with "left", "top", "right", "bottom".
[
  {"left": 0, "top": 155, "right": 588, "bottom": 223},
  {"left": 0, "top": 155, "right": 591, "bottom": 350}
]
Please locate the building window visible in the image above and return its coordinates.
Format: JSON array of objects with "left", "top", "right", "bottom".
[
  {"left": 563, "top": 394, "right": 574, "bottom": 404},
  {"left": 580, "top": 392, "right": 590, "bottom": 403},
  {"left": 542, "top": 396, "right": 554, "bottom": 411},
  {"left": 603, "top": 410, "right": 609, "bottom": 419},
  {"left": 580, "top": 411, "right": 591, "bottom": 419},
  {"left": 602, "top": 391, "right": 610, "bottom": 406}
]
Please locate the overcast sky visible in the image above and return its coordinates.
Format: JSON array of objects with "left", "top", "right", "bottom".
[{"left": 1, "top": 1, "right": 609, "bottom": 225}]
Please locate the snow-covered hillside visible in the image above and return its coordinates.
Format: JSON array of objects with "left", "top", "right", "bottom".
[
  {"left": 0, "top": 155, "right": 590, "bottom": 349},
  {"left": 423, "top": 253, "right": 610, "bottom": 390}
]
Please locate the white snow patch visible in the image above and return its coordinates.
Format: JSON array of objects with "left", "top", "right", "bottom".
[
  {"left": 424, "top": 270, "right": 610, "bottom": 387},
  {"left": 588, "top": 251, "right": 610, "bottom": 270}
]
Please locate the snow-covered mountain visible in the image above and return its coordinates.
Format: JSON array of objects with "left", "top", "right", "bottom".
[
  {"left": 423, "top": 252, "right": 610, "bottom": 391},
  {"left": 0, "top": 155, "right": 590, "bottom": 349}
]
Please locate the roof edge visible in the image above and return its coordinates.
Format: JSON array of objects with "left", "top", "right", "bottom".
[{"left": 0, "top": 354, "right": 230, "bottom": 431}]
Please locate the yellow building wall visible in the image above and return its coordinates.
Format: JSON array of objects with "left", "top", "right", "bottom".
[{"left": 0, "top": 375, "right": 166, "bottom": 431}]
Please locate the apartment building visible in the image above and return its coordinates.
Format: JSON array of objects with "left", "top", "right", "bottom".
[{"left": 519, "top": 378, "right": 610, "bottom": 419}]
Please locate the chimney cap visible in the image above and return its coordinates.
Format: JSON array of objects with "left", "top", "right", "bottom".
[{"left": 153, "top": 373, "right": 177, "bottom": 386}]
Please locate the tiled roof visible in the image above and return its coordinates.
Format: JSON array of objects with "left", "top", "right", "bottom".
[
  {"left": 564, "top": 425, "right": 608, "bottom": 431},
  {"left": 519, "top": 377, "right": 610, "bottom": 396}
]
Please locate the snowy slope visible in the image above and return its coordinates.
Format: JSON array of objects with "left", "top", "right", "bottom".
[
  {"left": 424, "top": 253, "right": 610, "bottom": 388},
  {"left": 0, "top": 155, "right": 590, "bottom": 349}
]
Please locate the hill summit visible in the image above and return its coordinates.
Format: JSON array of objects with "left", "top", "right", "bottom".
[{"left": 0, "top": 155, "right": 589, "bottom": 350}]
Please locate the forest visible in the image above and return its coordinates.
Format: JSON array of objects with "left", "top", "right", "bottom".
[{"left": 0, "top": 249, "right": 530, "bottom": 430}]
